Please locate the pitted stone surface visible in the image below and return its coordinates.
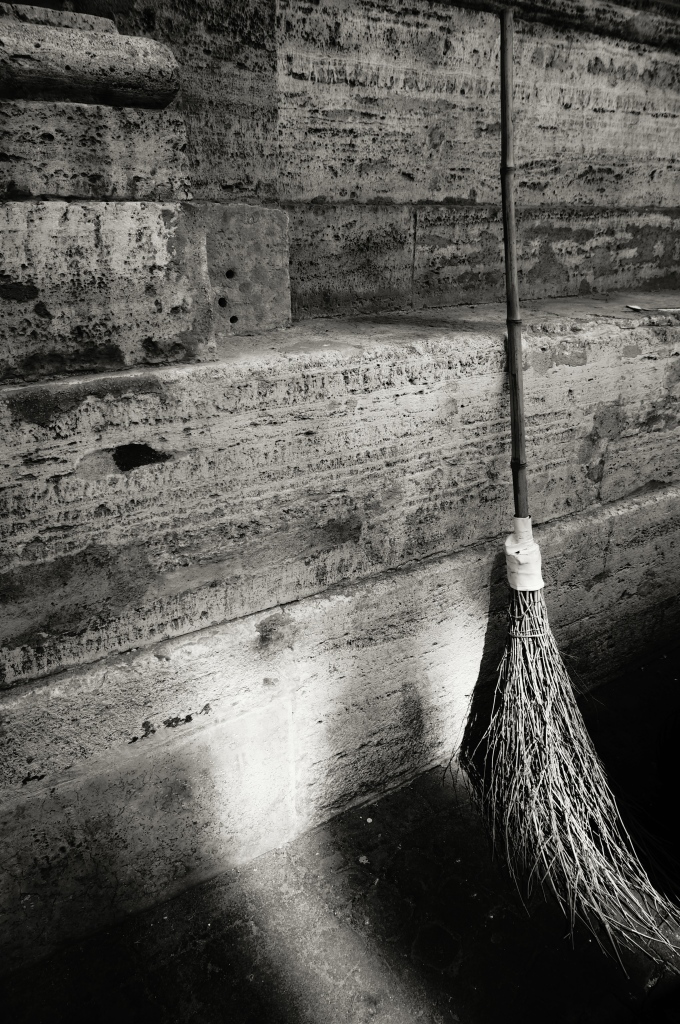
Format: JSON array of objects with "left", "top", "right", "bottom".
[
  {"left": 278, "top": 0, "right": 680, "bottom": 316},
  {"left": 0, "top": 101, "right": 191, "bottom": 201},
  {"left": 109, "top": 0, "right": 279, "bottom": 203},
  {"left": 0, "top": 3, "right": 116, "bottom": 34},
  {"left": 278, "top": 2, "right": 680, "bottom": 208},
  {"left": 287, "top": 203, "right": 416, "bottom": 317},
  {"left": 0, "top": 18, "right": 179, "bottom": 108},
  {"left": 0, "top": 200, "right": 290, "bottom": 380},
  {"left": 414, "top": 206, "right": 680, "bottom": 308},
  {"left": 1, "top": 481, "right": 679, "bottom": 789},
  {"left": 0, "top": 296, "right": 678, "bottom": 685},
  {"left": 0, "top": 200, "right": 211, "bottom": 378},
  {"left": 194, "top": 201, "right": 292, "bottom": 337}
]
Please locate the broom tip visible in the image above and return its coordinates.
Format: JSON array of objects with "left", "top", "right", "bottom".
[{"left": 466, "top": 586, "right": 680, "bottom": 968}]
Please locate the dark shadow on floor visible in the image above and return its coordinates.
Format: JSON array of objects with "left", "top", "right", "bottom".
[
  {"left": 578, "top": 647, "right": 680, "bottom": 906},
  {"left": 5, "top": 632, "right": 680, "bottom": 1023},
  {"left": 3, "top": 770, "right": 673, "bottom": 1024}
]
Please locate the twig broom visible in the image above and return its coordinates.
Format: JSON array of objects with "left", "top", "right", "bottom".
[{"left": 466, "top": 8, "right": 680, "bottom": 962}]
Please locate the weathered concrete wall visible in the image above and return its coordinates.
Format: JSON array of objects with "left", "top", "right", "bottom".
[
  {"left": 75, "top": 0, "right": 280, "bottom": 203},
  {"left": 1, "top": 297, "right": 678, "bottom": 685},
  {"left": 2, "top": 478, "right": 680, "bottom": 969},
  {"left": 1, "top": 0, "right": 680, "bottom": 975},
  {"left": 0, "top": 3, "right": 291, "bottom": 381},
  {"left": 278, "top": 0, "right": 680, "bottom": 317},
  {"left": 0, "top": 101, "right": 191, "bottom": 201}
]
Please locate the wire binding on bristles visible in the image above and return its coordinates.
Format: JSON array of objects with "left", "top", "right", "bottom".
[{"left": 468, "top": 587, "right": 680, "bottom": 964}]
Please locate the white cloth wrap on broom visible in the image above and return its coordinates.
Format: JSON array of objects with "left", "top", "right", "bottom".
[{"left": 504, "top": 516, "right": 544, "bottom": 590}]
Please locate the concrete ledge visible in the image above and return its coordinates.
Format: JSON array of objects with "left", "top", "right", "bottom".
[
  {"left": 0, "top": 19, "right": 178, "bottom": 108},
  {"left": 1, "top": 482, "right": 679, "bottom": 970},
  {"left": 1, "top": 294, "right": 677, "bottom": 685}
]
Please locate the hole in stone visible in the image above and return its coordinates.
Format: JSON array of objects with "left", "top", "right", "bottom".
[
  {"left": 112, "top": 443, "right": 171, "bottom": 473},
  {"left": 218, "top": 297, "right": 227, "bottom": 308},
  {"left": 230, "top": 315, "right": 239, "bottom": 323},
  {"left": 226, "top": 269, "right": 236, "bottom": 279}
]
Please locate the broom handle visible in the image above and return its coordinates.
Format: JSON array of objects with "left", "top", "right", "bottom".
[{"left": 500, "top": 9, "right": 529, "bottom": 520}]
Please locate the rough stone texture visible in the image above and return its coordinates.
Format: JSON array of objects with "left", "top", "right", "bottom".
[
  {"left": 277, "top": 2, "right": 501, "bottom": 207},
  {"left": 0, "top": 200, "right": 210, "bottom": 378},
  {"left": 459, "top": 1, "right": 680, "bottom": 55},
  {"left": 0, "top": 100, "right": 191, "bottom": 200},
  {"left": 1, "top": 295, "right": 678, "bottom": 685},
  {"left": 278, "top": 1, "right": 680, "bottom": 208},
  {"left": 193, "top": 201, "right": 292, "bottom": 338},
  {"left": 414, "top": 205, "right": 680, "bottom": 308},
  {"left": 277, "top": 0, "right": 680, "bottom": 317},
  {"left": 93, "top": 0, "right": 280, "bottom": 202},
  {"left": 1, "top": 483, "right": 679, "bottom": 968},
  {"left": 291, "top": 204, "right": 680, "bottom": 317},
  {"left": 1, "top": 0, "right": 679, "bottom": 979},
  {"left": 0, "top": 18, "right": 179, "bottom": 108},
  {"left": 287, "top": 203, "right": 415, "bottom": 318},
  {"left": 0, "top": 3, "right": 117, "bottom": 34},
  {"left": 0, "top": 200, "right": 290, "bottom": 380}
]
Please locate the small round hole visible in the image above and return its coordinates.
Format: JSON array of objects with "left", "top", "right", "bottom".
[
  {"left": 218, "top": 297, "right": 227, "bottom": 308},
  {"left": 230, "top": 315, "right": 239, "bottom": 324},
  {"left": 226, "top": 269, "right": 235, "bottom": 279}
]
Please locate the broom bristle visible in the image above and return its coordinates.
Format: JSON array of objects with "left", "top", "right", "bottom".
[{"left": 468, "top": 587, "right": 680, "bottom": 962}]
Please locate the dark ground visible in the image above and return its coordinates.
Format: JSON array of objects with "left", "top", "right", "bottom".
[{"left": 3, "top": 647, "right": 680, "bottom": 1024}]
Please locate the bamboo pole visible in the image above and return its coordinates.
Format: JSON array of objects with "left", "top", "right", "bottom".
[{"left": 500, "top": 9, "right": 529, "bottom": 520}]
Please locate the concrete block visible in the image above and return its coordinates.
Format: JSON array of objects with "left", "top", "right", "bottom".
[
  {"left": 195, "top": 201, "right": 291, "bottom": 336},
  {"left": 1, "top": 297, "right": 678, "bottom": 685},
  {"left": 0, "top": 200, "right": 290, "bottom": 379},
  {"left": 0, "top": 101, "right": 191, "bottom": 201},
  {"left": 0, "top": 200, "right": 211, "bottom": 378},
  {"left": 287, "top": 202, "right": 415, "bottom": 318},
  {"left": 0, "top": 18, "right": 179, "bottom": 108},
  {"left": 1, "top": 483, "right": 679, "bottom": 967}
]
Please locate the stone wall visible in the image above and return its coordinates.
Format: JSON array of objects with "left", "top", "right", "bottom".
[
  {"left": 1, "top": 0, "right": 680, "bottom": 973},
  {"left": 2, "top": 296, "right": 680, "bottom": 967},
  {"left": 278, "top": 0, "right": 680, "bottom": 316}
]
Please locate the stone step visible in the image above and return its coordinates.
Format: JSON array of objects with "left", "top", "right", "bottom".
[
  {"left": 1, "top": 480, "right": 679, "bottom": 971},
  {"left": 0, "top": 294, "right": 678, "bottom": 687}
]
